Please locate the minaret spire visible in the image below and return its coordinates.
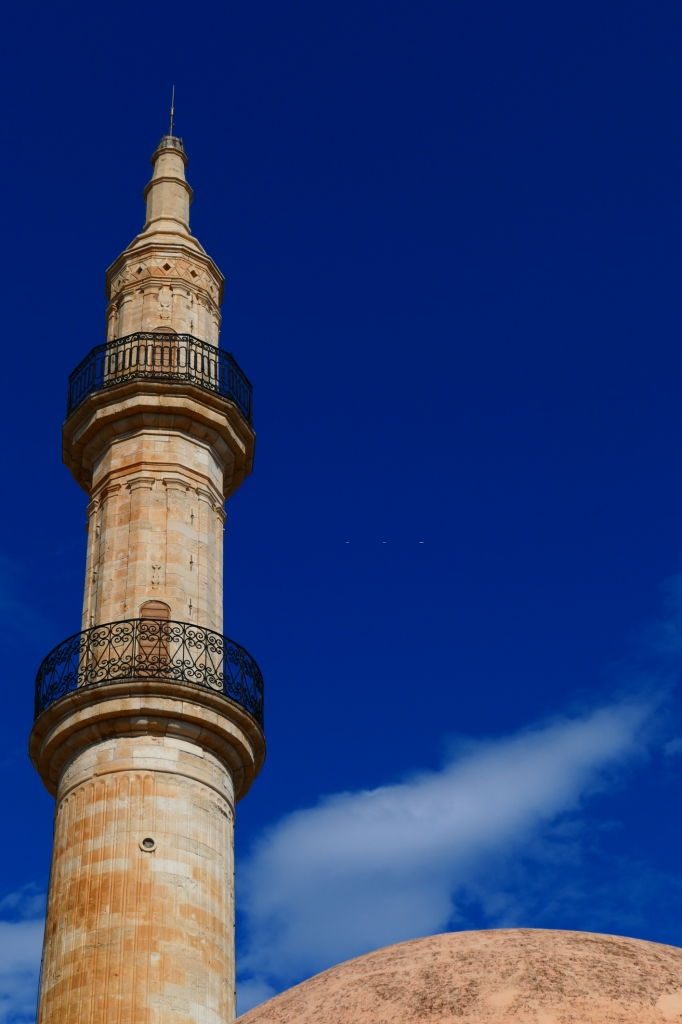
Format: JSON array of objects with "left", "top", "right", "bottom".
[{"left": 105, "top": 130, "right": 225, "bottom": 344}]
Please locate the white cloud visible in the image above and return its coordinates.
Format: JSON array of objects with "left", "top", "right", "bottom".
[
  {"left": 237, "top": 698, "right": 654, "bottom": 1009},
  {"left": 236, "top": 977, "right": 277, "bottom": 1017},
  {"left": 664, "top": 735, "right": 682, "bottom": 757},
  {"left": 0, "top": 887, "right": 45, "bottom": 1024},
  {"left": 0, "top": 919, "right": 43, "bottom": 1024},
  {"left": 0, "top": 884, "right": 45, "bottom": 921}
]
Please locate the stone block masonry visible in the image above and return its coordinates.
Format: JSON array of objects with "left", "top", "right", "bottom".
[{"left": 38, "top": 735, "right": 236, "bottom": 1023}]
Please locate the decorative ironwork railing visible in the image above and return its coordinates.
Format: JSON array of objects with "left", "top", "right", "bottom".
[
  {"left": 67, "top": 333, "right": 253, "bottom": 421},
  {"left": 34, "top": 618, "right": 264, "bottom": 727}
]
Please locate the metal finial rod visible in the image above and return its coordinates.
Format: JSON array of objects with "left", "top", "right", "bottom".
[{"left": 169, "top": 85, "right": 175, "bottom": 136}]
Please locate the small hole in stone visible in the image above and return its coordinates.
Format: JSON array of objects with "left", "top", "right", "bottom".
[
  {"left": 190, "top": 269, "right": 198, "bottom": 278},
  {"left": 136, "top": 266, "right": 144, "bottom": 275},
  {"left": 163, "top": 262, "right": 172, "bottom": 271},
  {"left": 140, "top": 837, "right": 156, "bottom": 852}
]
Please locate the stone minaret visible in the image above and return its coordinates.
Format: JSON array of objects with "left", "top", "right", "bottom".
[{"left": 30, "top": 133, "right": 264, "bottom": 1024}]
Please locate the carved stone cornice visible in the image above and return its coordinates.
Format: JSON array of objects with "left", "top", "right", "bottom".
[
  {"left": 195, "top": 485, "right": 216, "bottom": 507},
  {"left": 126, "top": 476, "right": 156, "bottom": 493},
  {"left": 162, "top": 476, "right": 191, "bottom": 494},
  {"left": 90, "top": 461, "right": 222, "bottom": 504},
  {"left": 108, "top": 254, "right": 221, "bottom": 306},
  {"left": 63, "top": 382, "right": 254, "bottom": 499},
  {"left": 98, "top": 482, "right": 122, "bottom": 502},
  {"left": 29, "top": 678, "right": 265, "bottom": 802},
  {"left": 106, "top": 238, "right": 224, "bottom": 305}
]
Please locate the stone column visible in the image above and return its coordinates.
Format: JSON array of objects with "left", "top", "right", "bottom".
[{"left": 36, "top": 130, "right": 261, "bottom": 1024}]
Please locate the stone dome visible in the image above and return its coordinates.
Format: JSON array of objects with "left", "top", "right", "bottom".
[{"left": 237, "top": 928, "right": 682, "bottom": 1023}]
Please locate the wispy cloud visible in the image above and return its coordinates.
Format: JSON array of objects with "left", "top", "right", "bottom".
[
  {"left": 664, "top": 735, "right": 682, "bottom": 757},
  {"left": 237, "top": 697, "right": 657, "bottom": 1011},
  {"left": 0, "top": 886, "right": 45, "bottom": 1024}
]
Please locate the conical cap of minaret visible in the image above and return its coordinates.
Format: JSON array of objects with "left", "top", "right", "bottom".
[{"left": 106, "top": 134, "right": 224, "bottom": 344}]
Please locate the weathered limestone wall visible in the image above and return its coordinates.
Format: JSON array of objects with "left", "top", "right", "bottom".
[
  {"left": 37, "top": 734, "right": 236, "bottom": 1024},
  {"left": 82, "top": 431, "right": 225, "bottom": 631}
]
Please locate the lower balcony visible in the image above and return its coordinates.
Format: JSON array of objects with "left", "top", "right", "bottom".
[{"left": 34, "top": 618, "right": 264, "bottom": 729}]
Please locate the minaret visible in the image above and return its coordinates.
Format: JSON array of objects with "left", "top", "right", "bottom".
[{"left": 30, "top": 132, "right": 264, "bottom": 1023}]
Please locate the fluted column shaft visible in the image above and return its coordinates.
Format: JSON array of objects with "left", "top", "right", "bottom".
[{"left": 38, "top": 734, "right": 236, "bottom": 1023}]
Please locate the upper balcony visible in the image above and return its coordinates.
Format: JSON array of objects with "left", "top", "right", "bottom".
[{"left": 67, "top": 332, "right": 253, "bottom": 423}]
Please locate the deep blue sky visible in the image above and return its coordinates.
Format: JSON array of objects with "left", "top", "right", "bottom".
[{"left": 2, "top": 0, "right": 682, "bottom": 1015}]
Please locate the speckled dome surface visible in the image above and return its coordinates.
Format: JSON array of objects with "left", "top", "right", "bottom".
[{"left": 237, "top": 928, "right": 682, "bottom": 1023}]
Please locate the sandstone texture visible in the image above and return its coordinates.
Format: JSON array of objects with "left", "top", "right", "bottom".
[
  {"left": 38, "top": 734, "right": 236, "bottom": 1023},
  {"left": 237, "top": 929, "right": 682, "bottom": 1024}
]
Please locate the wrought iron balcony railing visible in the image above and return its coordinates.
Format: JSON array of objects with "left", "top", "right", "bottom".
[
  {"left": 34, "top": 618, "right": 264, "bottom": 728},
  {"left": 67, "top": 332, "right": 253, "bottom": 422}
]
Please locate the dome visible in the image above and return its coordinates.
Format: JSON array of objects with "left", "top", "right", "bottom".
[{"left": 237, "top": 929, "right": 682, "bottom": 1023}]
